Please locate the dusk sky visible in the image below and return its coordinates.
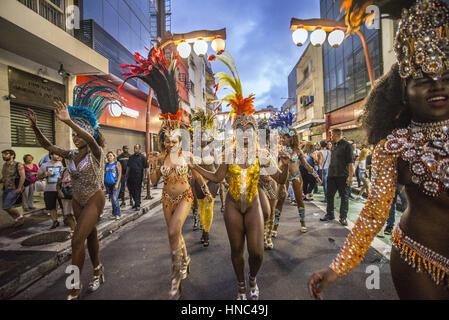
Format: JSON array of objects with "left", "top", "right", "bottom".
[{"left": 171, "top": 0, "right": 321, "bottom": 111}]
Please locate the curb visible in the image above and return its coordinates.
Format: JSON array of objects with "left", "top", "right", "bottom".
[{"left": 0, "top": 198, "right": 161, "bottom": 300}]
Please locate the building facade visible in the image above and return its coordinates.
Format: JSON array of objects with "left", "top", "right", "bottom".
[
  {"left": 75, "top": 0, "right": 167, "bottom": 152},
  {"left": 295, "top": 43, "right": 326, "bottom": 143},
  {"left": 0, "top": 0, "right": 108, "bottom": 165},
  {"left": 281, "top": 66, "right": 298, "bottom": 127},
  {"left": 320, "top": 0, "right": 383, "bottom": 143}
]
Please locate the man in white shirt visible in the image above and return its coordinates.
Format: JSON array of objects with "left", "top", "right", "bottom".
[{"left": 38, "top": 152, "right": 64, "bottom": 229}]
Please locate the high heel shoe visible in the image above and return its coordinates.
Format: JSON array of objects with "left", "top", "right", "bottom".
[
  {"left": 88, "top": 264, "right": 105, "bottom": 293},
  {"left": 203, "top": 232, "right": 209, "bottom": 247},
  {"left": 200, "top": 230, "right": 206, "bottom": 243},
  {"left": 236, "top": 281, "right": 247, "bottom": 300},
  {"left": 181, "top": 245, "right": 191, "bottom": 280},
  {"left": 169, "top": 248, "right": 183, "bottom": 300},
  {"left": 248, "top": 274, "right": 259, "bottom": 300},
  {"left": 67, "top": 285, "right": 82, "bottom": 300}
]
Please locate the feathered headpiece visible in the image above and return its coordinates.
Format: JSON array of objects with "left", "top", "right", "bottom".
[
  {"left": 191, "top": 108, "right": 217, "bottom": 142},
  {"left": 394, "top": 0, "right": 449, "bottom": 80},
  {"left": 270, "top": 112, "right": 295, "bottom": 136},
  {"left": 69, "top": 80, "right": 126, "bottom": 138},
  {"left": 120, "top": 39, "right": 182, "bottom": 129},
  {"left": 208, "top": 52, "right": 257, "bottom": 130}
]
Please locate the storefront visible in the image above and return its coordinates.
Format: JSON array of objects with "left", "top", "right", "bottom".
[
  {"left": 8, "top": 67, "right": 65, "bottom": 164},
  {"left": 326, "top": 99, "right": 367, "bottom": 143},
  {"left": 76, "top": 76, "right": 162, "bottom": 154}
]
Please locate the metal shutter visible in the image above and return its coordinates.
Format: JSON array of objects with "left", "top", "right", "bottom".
[{"left": 10, "top": 104, "right": 55, "bottom": 147}]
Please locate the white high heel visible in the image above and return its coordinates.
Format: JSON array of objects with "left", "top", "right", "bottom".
[
  {"left": 236, "top": 281, "right": 247, "bottom": 300},
  {"left": 88, "top": 264, "right": 105, "bottom": 293},
  {"left": 248, "top": 274, "right": 259, "bottom": 300}
]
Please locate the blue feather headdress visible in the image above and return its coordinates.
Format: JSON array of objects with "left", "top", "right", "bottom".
[
  {"left": 69, "top": 80, "right": 126, "bottom": 138},
  {"left": 269, "top": 112, "right": 294, "bottom": 136}
]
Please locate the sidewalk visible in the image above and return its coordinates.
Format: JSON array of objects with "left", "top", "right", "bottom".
[{"left": 0, "top": 185, "right": 162, "bottom": 300}]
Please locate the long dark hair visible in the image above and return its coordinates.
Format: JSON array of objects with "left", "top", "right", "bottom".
[{"left": 361, "top": 63, "right": 412, "bottom": 145}]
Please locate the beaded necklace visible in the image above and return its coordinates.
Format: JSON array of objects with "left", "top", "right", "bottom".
[{"left": 384, "top": 119, "right": 449, "bottom": 197}]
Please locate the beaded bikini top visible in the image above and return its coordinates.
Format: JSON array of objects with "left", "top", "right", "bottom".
[
  {"left": 160, "top": 164, "right": 189, "bottom": 177},
  {"left": 383, "top": 119, "right": 449, "bottom": 197}
]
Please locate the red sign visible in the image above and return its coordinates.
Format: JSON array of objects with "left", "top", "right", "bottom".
[{"left": 76, "top": 76, "right": 162, "bottom": 134}]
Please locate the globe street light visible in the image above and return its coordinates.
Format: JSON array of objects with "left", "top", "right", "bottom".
[
  {"left": 211, "top": 38, "right": 226, "bottom": 53},
  {"left": 177, "top": 41, "right": 192, "bottom": 59},
  {"left": 193, "top": 39, "right": 208, "bottom": 57},
  {"left": 310, "top": 29, "right": 327, "bottom": 47},
  {"left": 328, "top": 29, "right": 345, "bottom": 48},
  {"left": 292, "top": 28, "right": 308, "bottom": 46}
]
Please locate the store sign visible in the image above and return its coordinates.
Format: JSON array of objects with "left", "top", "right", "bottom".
[
  {"left": 108, "top": 102, "right": 139, "bottom": 119},
  {"left": 8, "top": 67, "right": 65, "bottom": 109}
]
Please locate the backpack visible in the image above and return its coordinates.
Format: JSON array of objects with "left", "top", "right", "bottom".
[{"left": 104, "top": 162, "right": 118, "bottom": 186}]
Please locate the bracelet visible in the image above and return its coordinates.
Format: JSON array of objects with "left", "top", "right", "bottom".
[{"left": 201, "top": 184, "right": 211, "bottom": 197}]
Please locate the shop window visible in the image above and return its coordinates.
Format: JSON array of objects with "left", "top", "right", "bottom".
[{"left": 11, "top": 104, "right": 54, "bottom": 147}]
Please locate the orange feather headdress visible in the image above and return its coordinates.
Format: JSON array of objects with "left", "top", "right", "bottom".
[{"left": 209, "top": 52, "right": 257, "bottom": 129}]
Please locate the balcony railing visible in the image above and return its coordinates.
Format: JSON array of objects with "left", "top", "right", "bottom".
[{"left": 18, "top": 0, "right": 65, "bottom": 30}]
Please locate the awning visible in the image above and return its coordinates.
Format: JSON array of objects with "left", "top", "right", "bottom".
[
  {"left": 0, "top": 0, "right": 108, "bottom": 75},
  {"left": 329, "top": 119, "right": 360, "bottom": 131},
  {"left": 293, "top": 119, "right": 325, "bottom": 132}
]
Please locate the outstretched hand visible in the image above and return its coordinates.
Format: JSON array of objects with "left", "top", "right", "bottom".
[
  {"left": 53, "top": 100, "right": 71, "bottom": 122},
  {"left": 307, "top": 268, "right": 338, "bottom": 300},
  {"left": 26, "top": 108, "right": 37, "bottom": 127}
]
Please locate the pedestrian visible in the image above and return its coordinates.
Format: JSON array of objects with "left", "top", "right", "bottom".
[
  {"left": 116, "top": 149, "right": 122, "bottom": 157},
  {"left": 320, "top": 129, "right": 354, "bottom": 226},
  {"left": 56, "top": 164, "right": 76, "bottom": 235},
  {"left": 301, "top": 142, "right": 321, "bottom": 201},
  {"left": 117, "top": 145, "right": 130, "bottom": 207},
  {"left": 308, "top": 0, "right": 449, "bottom": 299},
  {"left": 126, "top": 144, "right": 148, "bottom": 211},
  {"left": 1, "top": 149, "right": 26, "bottom": 225},
  {"left": 105, "top": 151, "right": 122, "bottom": 220},
  {"left": 38, "top": 152, "right": 64, "bottom": 229},
  {"left": 22, "top": 154, "right": 38, "bottom": 211},
  {"left": 27, "top": 80, "right": 124, "bottom": 300},
  {"left": 382, "top": 184, "right": 407, "bottom": 235},
  {"left": 355, "top": 147, "right": 371, "bottom": 199},
  {"left": 318, "top": 140, "right": 331, "bottom": 203}
]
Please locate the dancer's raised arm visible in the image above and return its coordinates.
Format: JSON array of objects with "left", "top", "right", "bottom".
[
  {"left": 53, "top": 100, "right": 102, "bottom": 160},
  {"left": 26, "top": 108, "right": 71, "bottom": 159}
]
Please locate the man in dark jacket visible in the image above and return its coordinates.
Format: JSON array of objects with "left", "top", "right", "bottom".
[{"left": 126, "top": 144, "right": 148, "bottom": 211}]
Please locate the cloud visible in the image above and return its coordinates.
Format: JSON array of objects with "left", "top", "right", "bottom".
[{"left": 171, "top": 0, "right": 320, "bottom": 109}]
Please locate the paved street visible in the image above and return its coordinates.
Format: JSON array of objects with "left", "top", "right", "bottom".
[{"left": 14, "top": 189, "right": 398, "bottom": 300}]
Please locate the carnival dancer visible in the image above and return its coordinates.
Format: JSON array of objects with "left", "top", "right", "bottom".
[
  {"left": 121, "top": 40, "right": 209, "bottom": 299},
  {"left": 257, "top": 119, "right": 280, "bottom": 250},
  {"left": 191, "top": 109, "right": 219, "bottom": 247},
  {"left": 27, "top": 80, "right": 124, "bottom": 299},
  {"left": 270, "top": 114, "right": 314, "bottom": 236},
  {"left": 190, "top": 52, "right": 289, "bottom": 299},
  {"left": 309, "top": 0, "right": 449, "bottom": 299}
]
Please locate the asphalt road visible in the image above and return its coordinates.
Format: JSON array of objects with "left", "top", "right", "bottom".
[{"left": 14, "top": 196, "right": 398, "bottom": 300}]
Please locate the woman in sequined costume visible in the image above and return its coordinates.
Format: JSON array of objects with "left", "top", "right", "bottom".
[
  {"left": 26, "top": 81, "right": 122, "bottom": 299},
  {"left": 273, "top": 128, "right": 314, "bottom": 235},
  {"left": 121, "top": 40, "right": 209, "bottom": 299},
  {"left": 190, "top": 52, "right": 290, "bottom": 300},
  {"left": 308, "top": 0, "right": 449, "bottom": 299}
]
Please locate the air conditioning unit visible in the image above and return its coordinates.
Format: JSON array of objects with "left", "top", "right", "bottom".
[{"left": 300, "top": 95, "right": 314, "bottom": 106}]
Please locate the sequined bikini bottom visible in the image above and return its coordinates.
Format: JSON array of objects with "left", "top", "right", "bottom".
[
  {"left": 392, "top": 225, "right": 449, "bottom": 288},
  {"left": 288, "top": 173, "right": 300, "bottom": 182},
  {"left": 162, "top": 188, "right": 194, "bottom": 210}
]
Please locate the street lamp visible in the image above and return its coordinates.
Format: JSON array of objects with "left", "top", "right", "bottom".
[
  {"left": 165, "top": 28, "right": 227, "bottom": 59},
  {"left": 310, "top": 29, "right": 327, "bottom": 47},
  {"left": 290, "top": 17, "right": 375, "bottom": 87}
]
